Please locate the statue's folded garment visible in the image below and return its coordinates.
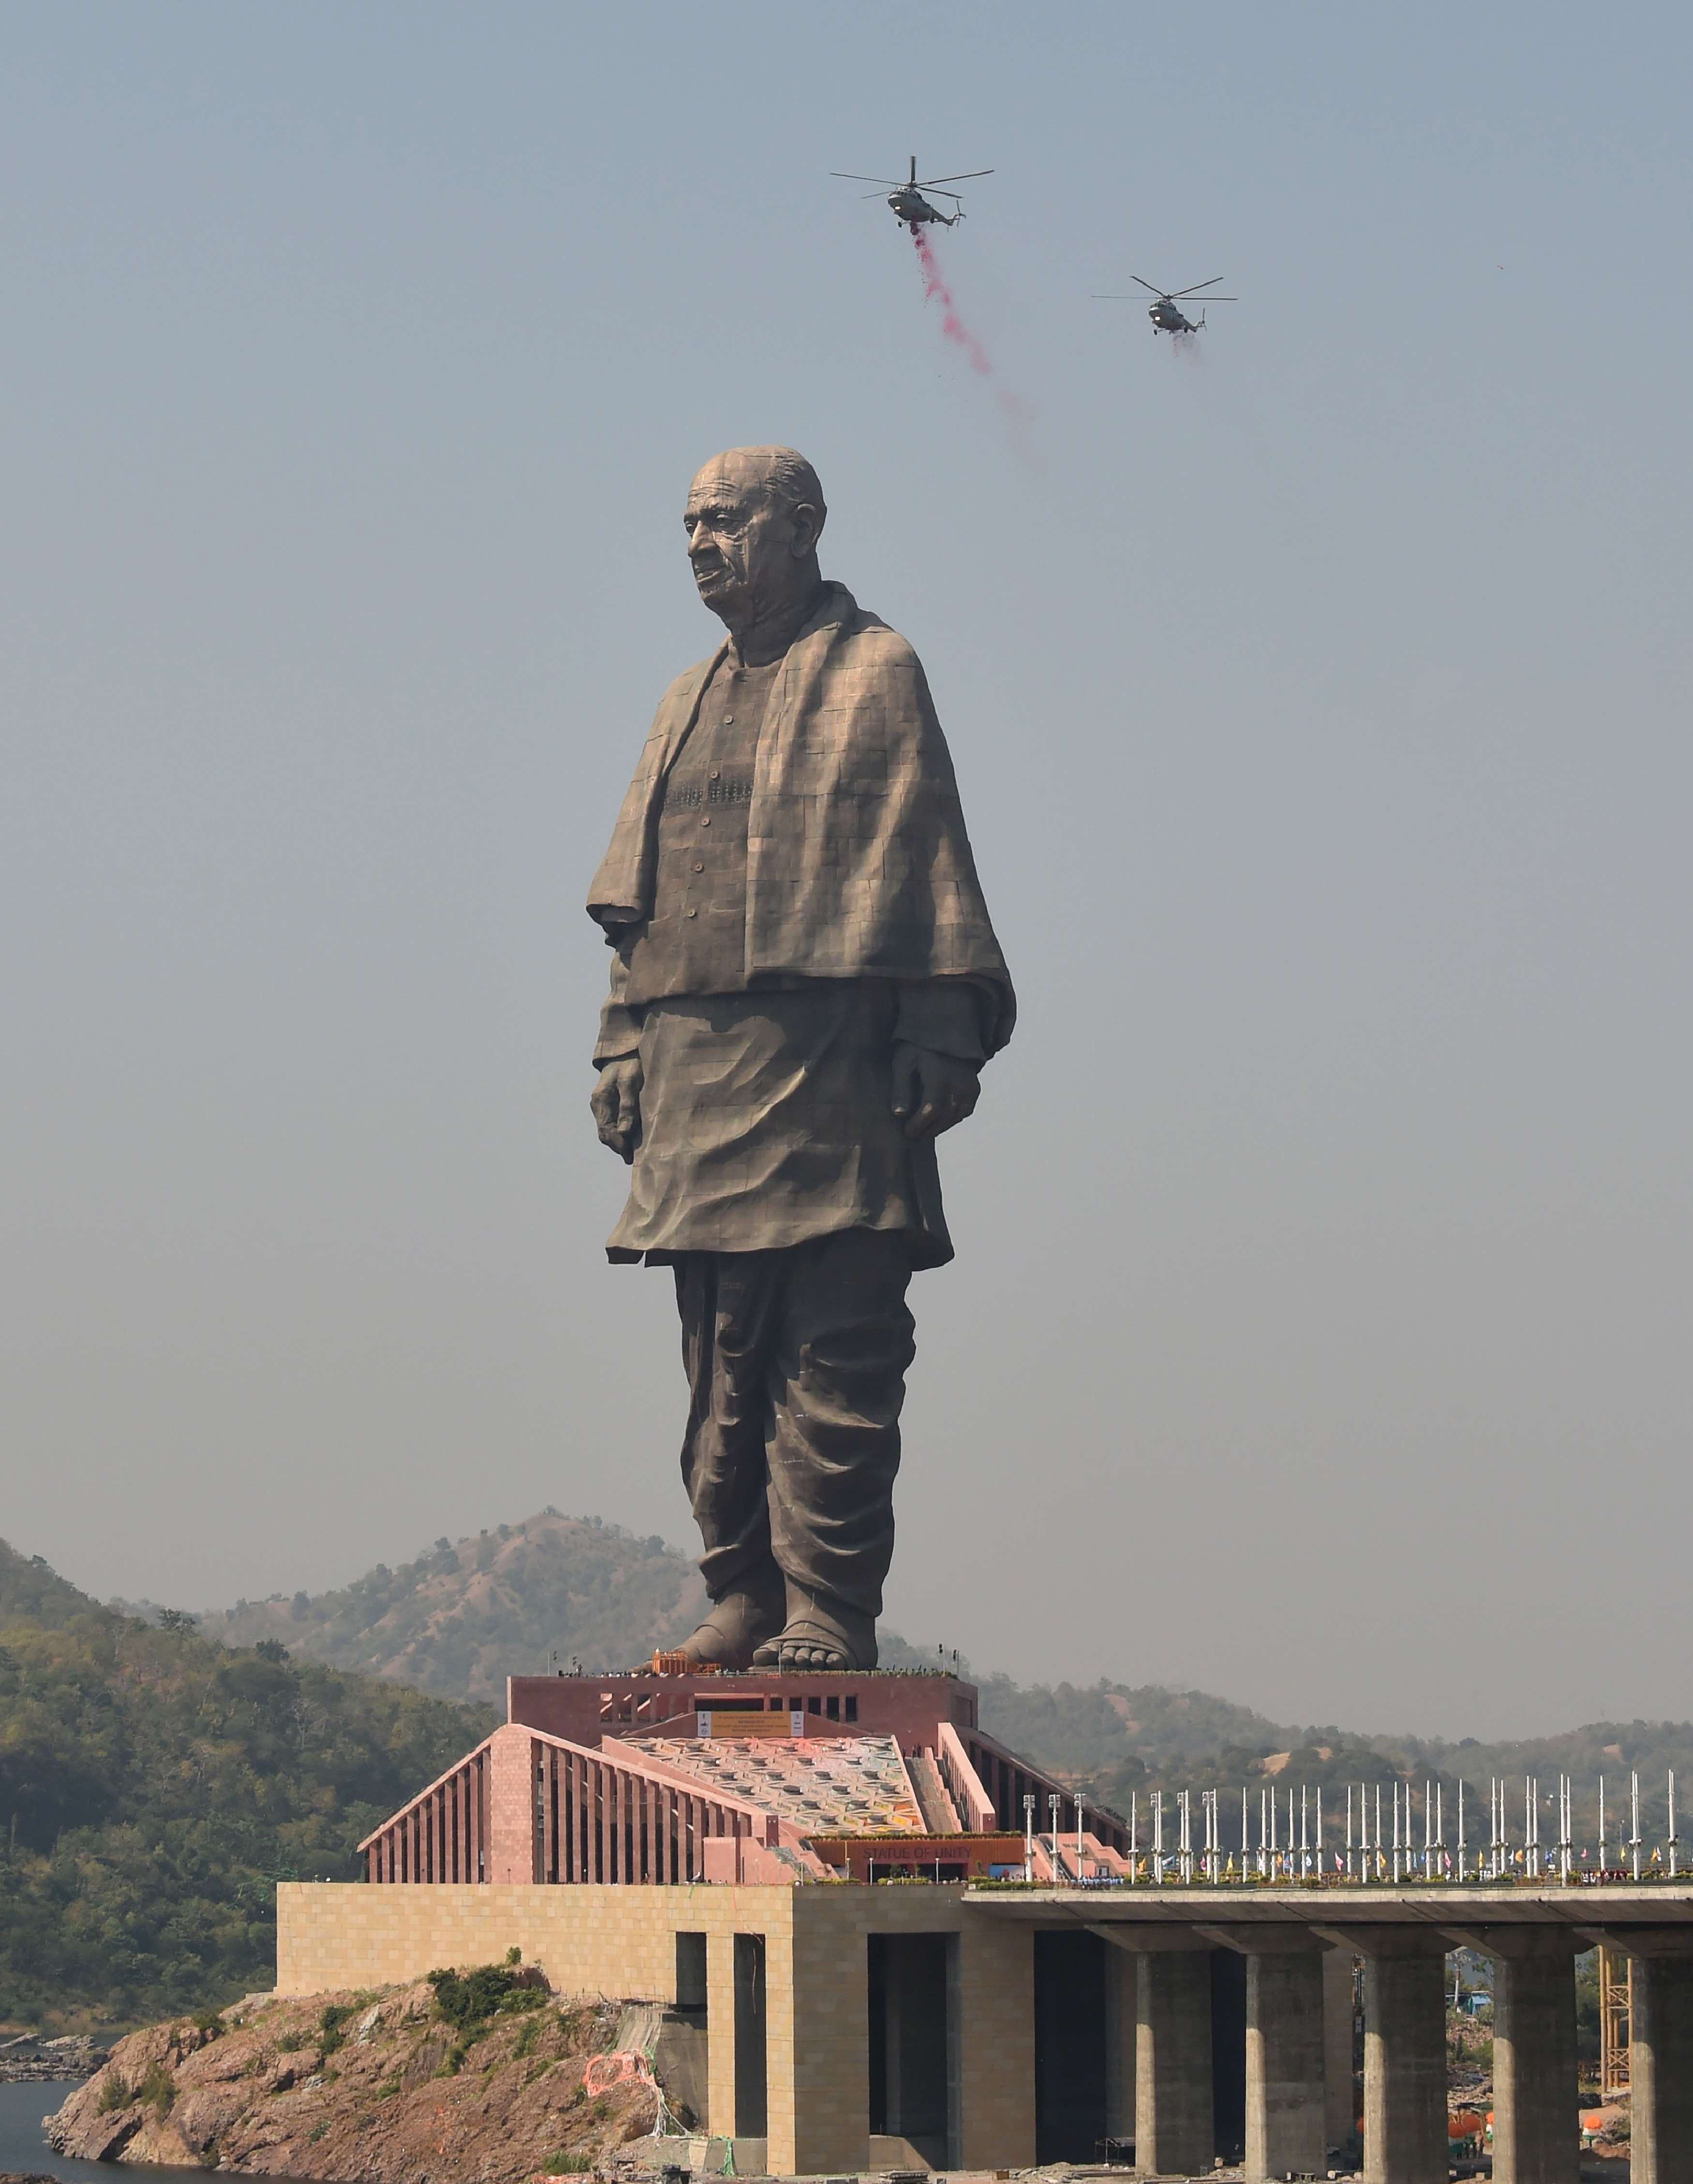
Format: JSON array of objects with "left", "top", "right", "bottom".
[{"left": 588, "top": 583, "right": 1014, "bottom": 1266}]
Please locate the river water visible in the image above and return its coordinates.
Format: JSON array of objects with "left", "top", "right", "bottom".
[{"left": 0, "top": 2081, "right": 206, "bottom": 2184}]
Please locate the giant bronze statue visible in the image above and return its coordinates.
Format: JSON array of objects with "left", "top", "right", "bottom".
[{"left": 588, "top": 447, "right": 1013, "bottom": 1672}]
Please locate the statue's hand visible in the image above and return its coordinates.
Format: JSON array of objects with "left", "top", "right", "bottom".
[
  {"left": 891, "top": 1042, "right": 981, "bottom": 1144},
  {"left": 591, "top": 1058, "right": 643, "bottom": 1163}
]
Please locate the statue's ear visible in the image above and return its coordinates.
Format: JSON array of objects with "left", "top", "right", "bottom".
[{"left": 791, "top": 501, "right": 824, "bottom": 557}]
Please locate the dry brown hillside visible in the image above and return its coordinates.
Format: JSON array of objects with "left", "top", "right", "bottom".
[{"left": 200, "top": 1513, "right": 707, "bottom": 1703}]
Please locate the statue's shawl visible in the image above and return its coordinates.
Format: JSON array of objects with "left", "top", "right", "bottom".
[{"left": 588, "top": 583, "right": 1015, "bottom": 1054}]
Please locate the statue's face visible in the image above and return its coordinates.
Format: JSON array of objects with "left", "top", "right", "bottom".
[{"left": 684, "top": 456, "right": 817, "bottom": 624}]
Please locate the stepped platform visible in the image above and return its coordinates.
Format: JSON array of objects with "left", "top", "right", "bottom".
[{"left": 271, "top": 1670, "right": 1693, "bottom": 2180}]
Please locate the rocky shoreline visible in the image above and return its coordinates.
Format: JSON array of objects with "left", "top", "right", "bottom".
[
  {"left": 46, "top": 1971, "right": 667, "bottom": 2182},
  {"left": 0, "top": 2034, "right": 109, "bottom": 2083}
]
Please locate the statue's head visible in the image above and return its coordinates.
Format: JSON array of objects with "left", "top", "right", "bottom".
[{"left": 684, "top": 446, "right": 827, "bottom": 632}]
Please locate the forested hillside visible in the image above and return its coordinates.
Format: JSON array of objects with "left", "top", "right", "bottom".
[
  {"left": 200, "top": 1511, "right": 706, "bottom": 1700},
  {"left": 196, "top": 1510, "right": 1693, "bottom": 1839},
  {"left": 0, "top": 1539, "right": 495, "bottom": 2033}
]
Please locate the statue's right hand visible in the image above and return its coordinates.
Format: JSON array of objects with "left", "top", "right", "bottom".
[{"left": 590, "top": 1058, "right": 643, "bottom": 1163}]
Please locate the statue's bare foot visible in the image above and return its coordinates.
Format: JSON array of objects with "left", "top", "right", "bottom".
[
  {"left": 752, "top": 1603, "right": 876, "bottom": 1674},
  {"left": 680, "top": 1590, "right": 783, "bottom": 1672}
]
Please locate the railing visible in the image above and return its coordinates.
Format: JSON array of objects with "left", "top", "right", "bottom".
[
  {"left": 937, "top": 1722, "right": 997, "bottom": 1831},
  {"left": 364, "top": 1747, "right": 490, "bottom": 1884},
  {"left": 534, "top": 1734, "right": 771, "bottom": 1885}
]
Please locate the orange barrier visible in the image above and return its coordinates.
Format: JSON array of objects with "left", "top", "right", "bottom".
[{"left": 583, "top": 2051, "right": 655, "bottom": 2096}]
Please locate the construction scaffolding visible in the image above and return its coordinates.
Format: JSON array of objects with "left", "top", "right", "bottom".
[{"left": 1598, "top": 1944, "right": 1631, "bottom": 2097}]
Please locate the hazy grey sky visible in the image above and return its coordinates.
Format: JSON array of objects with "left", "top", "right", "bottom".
[{"left": 3, "top": 3, "right": 1690, "bottom": 1739}]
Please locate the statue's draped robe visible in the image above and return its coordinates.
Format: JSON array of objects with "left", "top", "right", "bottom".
[{"left": 589, "top": 583, "right": 1014, "bottom": 1266}]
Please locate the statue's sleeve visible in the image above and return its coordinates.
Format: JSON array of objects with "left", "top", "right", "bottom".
[
  {"left": 893, "top": 978, "right": 990, "bottom": 1063},
  {"left": 593, "top": 947, "right": 643, "bottom": 1066}
]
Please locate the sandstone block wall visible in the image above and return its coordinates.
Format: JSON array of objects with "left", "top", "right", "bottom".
[{"left": 275, "top": 1882, "right": 1037, "bottom": 2173}]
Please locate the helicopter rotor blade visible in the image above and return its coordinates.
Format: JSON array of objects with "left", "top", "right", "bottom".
[
  {"left": 919, "top": 169, "right": 994, "bottom": 186},
  {"left": 919, "top": 189, "right": 965, "bottom": 202},
  {"left": 1167, "top": 278, "right": 1226, "bottom": 297},
  {"left": 831, "top": 172, "right": 904, "bottom": 186},
  {"left": 1129, "top": 276, "right": 1168, "bottom": 296}
]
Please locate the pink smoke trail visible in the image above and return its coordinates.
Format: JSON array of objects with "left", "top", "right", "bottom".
[{"left": 910, "top": 228, "right": 1035, "bottom": 442}]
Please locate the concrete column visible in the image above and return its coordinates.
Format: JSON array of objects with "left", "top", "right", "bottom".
[
  {"left": 1198, "top": 1925, "right": 1331, "bottom": 2184},
  {"left": 1452, "top": 1927, "right": 1578, "bottom": 2184},
  {"left": 955, "top": 1913, "right": 1036, "bottom": 2169},
  {"left": 1628, "top": 1952, "right": 1693, "bottom": 2184},
  {"left": 1135, "top": 1946, "right": 1214, "bottom": 2178},
  {"left": 705, "top": 1927, "right": 738, "bottom": 2141},
  {"left": 1103, "top": 1941, "right": 1135, "bottom": 2144},
  {"left": 1317, "top": 1927, "right": 1449, "bottom": 2184},
  {"left": 1322, "top": 1946, "right": 1359, "bottom": 2158},
  {"left": 1246, "top": 1951, "right": 1327, "bottom": 2181}
]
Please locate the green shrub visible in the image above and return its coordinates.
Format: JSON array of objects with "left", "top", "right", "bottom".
[
  {"left": 427, "top": 1962, "right": 536, "bottom": 2034},
  {"left": 191, "top": 2008, "right": 225, "bottom": 2040},
  {"left": 318, "top": 2001, "right": 358, "bottom": 2058},
  {"left": 96, "top": 2072, "right": 132, "bottom": 2114},
  {"left": 543, "top": 2154, "right": 593, "bottom": 2175},
  {"left": 135, "top": 2060, "right": 176, "bottom": 2116}
]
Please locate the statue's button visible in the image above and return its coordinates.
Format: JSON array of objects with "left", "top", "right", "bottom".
[
  {"left": 693, "top": 862, "right": 704, "bottom": 874},
  {"left": 710, "top": 770, "right": 720, "bottom": 779},
  {"left": 701, "top": 816, "right": 711, "bottom": 826},
  {"left": 722, "top": 715, "right": 733, "bottom": 725},
  {"left": 686, "top": 909, "right": 698, "bottom": 919}
]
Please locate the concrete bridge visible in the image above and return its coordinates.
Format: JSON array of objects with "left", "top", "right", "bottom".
[{"left": 979, "top": 1881, "right": 1692, "bottom": 2183}]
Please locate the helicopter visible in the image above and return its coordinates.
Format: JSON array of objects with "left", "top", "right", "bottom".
[
  {"left": 831, "top": 155, "right": 994, "bottom": 231},
  {"left": 1094, "top": 275, "right": 1236, "bottom": 335}
]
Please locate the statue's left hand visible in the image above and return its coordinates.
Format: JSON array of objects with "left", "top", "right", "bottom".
[
  {"left": 891, "top": 1043, "right": 981, "bottom": 1143},
  {"left": 591, "top": 1057, "right": 643, "bottom": 1163}
]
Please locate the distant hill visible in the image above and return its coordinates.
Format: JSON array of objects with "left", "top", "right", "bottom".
[
  {"left": 194, "top": 1510, "right": 1693, "bottom": 1840},
  {"left": 199, "top": 1511, "right": 708, "bottom": 1700},
  {"left": 0, "top": 1536, "right": 495, "bottom": 2033}
]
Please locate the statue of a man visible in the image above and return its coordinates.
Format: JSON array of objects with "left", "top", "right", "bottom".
[{"left": 587, "top": 446, "right": 1014, "bottom": 1672}]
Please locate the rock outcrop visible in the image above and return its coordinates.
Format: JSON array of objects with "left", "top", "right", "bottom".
[
  {"left": 0, "top": 2033, "right": 109, "bottom": 2082},
  {"left": 47, "top": 1977, "right": 668, "bottom": 2182}
]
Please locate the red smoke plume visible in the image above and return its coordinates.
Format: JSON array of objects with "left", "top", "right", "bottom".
[{"left": 911, "top": 228, "right": 1033, "bottom": 440}]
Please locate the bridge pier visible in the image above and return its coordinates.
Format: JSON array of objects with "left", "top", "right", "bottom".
[
  {"left": 1452, "top": 1926, "right": 1579, "bottom": 2184},
  {"left": 1322, "top": 1945, "right": 1359, "bottom": 2159},
  {"left": 1199, "top": 1925, "right": 1330, "bottom": 2183},
  {"left": 1317, "top": 1926, "right": 1449, "bottom": 2184},
  {"left": 1132, "top": 1935, "right": 1215, "bottom": 2178},
  {"left": 1583, "top": 1927, "right": 1693, "bottom": 2184},
  {"left": 1630, "top": 1951, "right": 1693, "bottom": 2184}
]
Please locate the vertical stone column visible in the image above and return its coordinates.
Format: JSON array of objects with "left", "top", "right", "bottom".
[
  {"left": 1451, "top": 1927, "right": 1578, "bottom": 2184},
  {"left": 1103, "top": 1939, "right": 1135, "bottom": 2144},
  {"left": 1134, "top": 1938, "right": 1214, "bottom": 2178},
  {"left": 1318, "top": 1926, "right": 1449, "bottom": 2184},
  {"left": 760, "top": 1911, "right": 797, "bottom": 2176},
  {"left": 705, "top": 1925, "right": 738, "bottom": 2141},
  {"left": 1322, "top": 1946, "right": 1359, "bottom": 2158},
  {"left": 1247, "top": 1945, "right": 1328, "bottom": 2181},
  {"left": 1199, "top": 1926, "right": 1330, "bottom": 2183},
  {"left": 956, "top": 1912, "right": 1036, "bottom": 2168},
  {"left": 484, "top": 1723, "right": 536, "bottom": 1886},
  {"left": 1631, "top": 1953, "right": 1693, "bottom": 2184},
  {"left": 1581, "top": 1931, "right": 1693, "bottom": 2184}
]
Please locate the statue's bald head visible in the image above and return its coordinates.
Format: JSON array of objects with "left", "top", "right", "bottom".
[
  {"left": 691, "top": 446, "right": 828, "bottom": 531},
  {"left": 684, "top": 447, "right": 828, "bottom": 652}
]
